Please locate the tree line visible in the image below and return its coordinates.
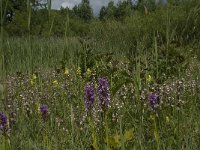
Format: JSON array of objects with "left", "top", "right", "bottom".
[{"left": 0, "top": 0, "right": 179, "bottom": 37}]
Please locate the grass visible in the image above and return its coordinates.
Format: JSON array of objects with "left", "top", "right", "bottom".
[{"left": 0, "top": 2, "right": 200, "bottom": 150}]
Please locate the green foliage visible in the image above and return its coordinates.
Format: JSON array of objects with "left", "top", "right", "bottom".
[
  {"left": 99, "top": 1, "right": 117, "bottom": 20},
  {"left": 137, "top": 0, "right": 157, "bottom": 12},
  {"left": 74, "top": 0, "right": 93, "bottom": 21},
  {"left": 0, "top": 37, "right": 199, "bottom": 149},
  {"left": 1, "top": 0, "right": 200, "bottom": 40},
  {"left": 99, "top": 0, "right": 133, "bottom": 21},
  {"left": 115, "top": 0, "right": 133, "bottom": 19},
  {"left": 0, "top": 0, "right": 200, "bottom": 148},
  {"left": 108, "top": 128, "right": 134, "bottom": 149},
  {"left": 1, "top": 0, "right": 47, "bottom": 36},
  {"left": 0, "top": 0, "right": 45, "bottom": 24}
]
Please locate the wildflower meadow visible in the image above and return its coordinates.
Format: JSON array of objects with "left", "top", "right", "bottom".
[{"left": 0, "top": 0, "right": 200, "bottom": 149}]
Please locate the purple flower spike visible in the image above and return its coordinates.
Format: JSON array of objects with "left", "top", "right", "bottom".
[
  {"left": 0, "top": 112, "right": 7, "bottom": 131},
  {"left": 40, "top": 104, "right": 48, "bottom": 114},
  {"left": 84, "top": 83, "right": 95, "bottom": 110},
  {"left": 148, "top": 93, "right": 159, "bottom": 109},
  {"left": 40, "top": 104, "right": 49, "bottom": 121},
  {"left": 98, "top": 77, "right": 110, "bottom": 110}
]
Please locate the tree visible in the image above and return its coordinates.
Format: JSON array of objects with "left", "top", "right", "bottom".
[
  {"left": 115, "top": 0, "right": 133, "bottom": 19},
  {"left": 1, "top": 0, "right": 48, "bottom": 36},
  {"left": 74, "top": 0, "right": 93, "bottom": 21},
  {"left": 99, "top": 1, "right": 117, "bottom": 20},
  {"left": 99, "top": 6, "right": 106, "bottom": 20},
  {"left": 106, "top": 1, "right": 117, "bottom": 19},
  {"left": 1, "top": 0, "right": 45, "bottom": 24},
  {"left": 137, "top": 0, "right": 157, "bottom": 12}
]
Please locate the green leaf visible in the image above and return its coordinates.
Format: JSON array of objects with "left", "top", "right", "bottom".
[
  {"left": 124, "top": 128, "right": 134, "bottom": 142},
  {"left": 108, "top": 133, "right": 121, "bottom": 149}
]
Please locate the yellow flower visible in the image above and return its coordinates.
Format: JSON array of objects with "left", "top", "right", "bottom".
[
  {"left": 86, "top": 68, "right": 92, "bottom": 76},
  {"left": 150, "top": 115, "right": 154, "bottom": 120},
  {"left": 64, "top": 68, "right": 69, "bottom": 75},
  {"left": 146, "top": 74, "right": 153, "bottom": 83},
  {"left": 32, "top": 74, "right": 37, "bottom": 80},
  {"left": 52, "top": 80, "right": 59, "bottom": 86},
  {"left": 36, "top": 101, "right": 40, "bottom": 114},
  {"left": 30, "top": 79, "right": 34, "bottom": 85},
  {"left": 76, "top": 67, "right": 81, "bottom": 76},
  {"left": 166, "top": 116, "right": 170, "bottom": 123},
  {"left": 30, "top": 73, "right": 37, "bottom": 85}
]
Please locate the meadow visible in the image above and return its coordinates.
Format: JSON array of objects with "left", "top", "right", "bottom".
[{"left": 0, "top": 1, "right": 200, "bottom": 150}]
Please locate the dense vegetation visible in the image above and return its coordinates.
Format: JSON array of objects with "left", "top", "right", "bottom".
[{"left": 0, "top": 0, "right": 200, "bottom": 149}]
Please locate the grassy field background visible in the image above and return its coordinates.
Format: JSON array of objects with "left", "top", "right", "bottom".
[{"left": 0, "top": 1, "right": 200, "bottom": 149}]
